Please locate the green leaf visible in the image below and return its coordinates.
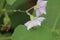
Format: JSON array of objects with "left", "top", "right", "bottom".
[
  {"left": 6, "top": 0, "right": 29, "bottom": 9},
  {"left": 12, "top": 25, "right": 52, "bottom": 40},
  {"left": 6, "top": 0, "right": 16, "bottom": 5}
]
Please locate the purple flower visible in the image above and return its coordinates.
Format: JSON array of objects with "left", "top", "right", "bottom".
[
  {"left": 34, "top": 0, "right": 48, "bottom": 17},
  {"left": 24, "top": 17, "right": 45, "bottom": 30}
]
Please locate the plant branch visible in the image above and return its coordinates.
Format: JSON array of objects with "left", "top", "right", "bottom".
[{"left": 52, "top": 13, "right": 60, "bottom": 31}]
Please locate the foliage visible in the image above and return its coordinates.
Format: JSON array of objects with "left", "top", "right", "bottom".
[{"left": 0, "top": 0, "right": 60, "bottom": 40}]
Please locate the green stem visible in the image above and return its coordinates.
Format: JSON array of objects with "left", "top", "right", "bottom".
[
  {"left": 26, "top": 6, "right": 34, "bottom": 16},
  {"left": 1, "top": 0, "right": 6, "bottom": 9},
  {"left": 0, "top": 0, "right": 6, "bottom": 17},
  {"left": 26, "top": 6, "right": 34, "bottom": 12},
  {"left": 52, "top": 13, "right": 60, "bottom": 31},
  {"left": 2, "top": 9, "right": 26, "bottom": 13},
  {"left": 26, "top": 11, "right": 31, "bottom": 16},
  {"left": 1, "top": 2, "right": 35, "bottom": 17}
]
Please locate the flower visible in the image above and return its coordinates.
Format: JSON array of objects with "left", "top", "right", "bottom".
[
  {"left": 24, "top": 17, "right": 45, "bottom": 30},
  {"left": 34, "top": 0, "right": 48, "bottom": 17},
  {"left": 24, "top": 0, "right": 47, "bottom": 30}
]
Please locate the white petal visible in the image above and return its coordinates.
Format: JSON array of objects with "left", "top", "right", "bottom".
[
  {"left": 24, "top": 17, "right": 45, "bottom": 30},
  {"left": 35, "top": 17, "right": 45, "bottom": 22},
  {"left": 37, "top": 1, "right": 48, "bottom": 14}
]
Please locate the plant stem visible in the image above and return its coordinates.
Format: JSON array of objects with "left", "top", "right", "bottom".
[
  {"left": 2, "top": 0, "right": 6, "bottom": 9},
  {"left": 52, "top": 13, "right": 60, "bottom": 31},
  {"left": 26, "top": 6, "right": 35, "bottom": 16},
  {"left": 2, "top": 9, "right": 25, "bottom": 13},
  {"left": 0, "top": 0, "right": 6, "bottom": 17}
]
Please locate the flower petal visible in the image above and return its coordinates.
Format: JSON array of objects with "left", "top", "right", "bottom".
[
  {"left": 25, "top": 20, "right": 41, "bottom": 30},
  {"left": 40, "top": 1, "right": 48, "bottom": 14},
  {"left": 35, "top": 17, "right": 45, "bottom": 22},
  {"left": 24, "top": 17, "right": 45, "bottom": 30},
  {"left": 36, "top": 1, "right": 48, "bottom": 17},
  {"left": 37, "top": 0, "right": 44, "bottom": 4},
  {"left": 36, "top": 9, "right": 42, "bottom": 17}
]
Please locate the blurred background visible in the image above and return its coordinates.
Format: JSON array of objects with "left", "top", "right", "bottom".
[
  {"left": 0, "top": 0, "right": 60, "bottom": 40},
  {"left": 0, "top": 0, "right": 37, "bottom": 40}
]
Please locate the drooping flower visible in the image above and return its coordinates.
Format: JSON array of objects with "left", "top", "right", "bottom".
[
  {"left": 34, "top": 0, "right": 48, "bottom": 17},
  {"left": 24, "top": 17, "right": 45, "bottom": 30},
  {"left": 24, "top": 0, "right": 47, "bottom": 30}
]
